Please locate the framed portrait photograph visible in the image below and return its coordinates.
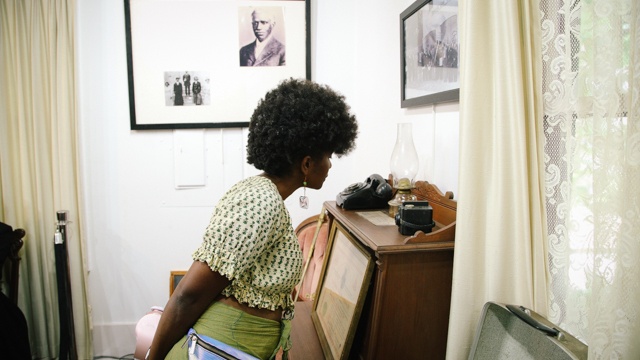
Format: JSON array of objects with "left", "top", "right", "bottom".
[
  {"left": 400, "top": 0, "right": 459, "bottom": 108},
  {"left": 311, "top": 221, "right": 375, "bottom": 360},
  {"left": 124, "top": 0, "right": 310, "bottom": 130}
]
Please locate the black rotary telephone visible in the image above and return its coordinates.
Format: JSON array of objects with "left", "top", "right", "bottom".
[{"left": 336, "top": 174, "right": 393, "bottom": 210}]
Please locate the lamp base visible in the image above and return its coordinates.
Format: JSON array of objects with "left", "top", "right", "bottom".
[{"left": 388, "top": 188, "right": 417, "bottom": 218}]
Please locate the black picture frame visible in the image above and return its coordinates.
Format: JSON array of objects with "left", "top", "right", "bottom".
[
  {"left": 400, "top": 0, "right": 459, "bottom": 108},
  {"left": 124, "top": 0, "right": 311, "bottom": 130}
]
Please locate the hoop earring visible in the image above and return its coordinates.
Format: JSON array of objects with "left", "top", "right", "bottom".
[{"left": 299, "top": 176, "right": 309, "bottom": 209}]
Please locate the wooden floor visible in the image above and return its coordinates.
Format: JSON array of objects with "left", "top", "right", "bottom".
[{"left": 289, "top": 301, "right": 325, "bottom": 360}]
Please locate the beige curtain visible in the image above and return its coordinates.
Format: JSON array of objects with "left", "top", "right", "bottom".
[
  {"left": 0, "top": 0, "right": 92, "bottom": 359},
  {"left": 541, "top": 0, "right": 640, "bottom": 357},
  {"left": 446, "top": 0, "right": 549, "bottom": 358}
]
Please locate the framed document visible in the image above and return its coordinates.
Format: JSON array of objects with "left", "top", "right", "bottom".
[
  {"left": 311, "top": 221, "right": 375, "bottom": 360},
  {"left": 124, "top": 0, "right": 310, "bottom": 129},
  {"left": 400, "top": 0, "right": 459, "bottom": 108}
]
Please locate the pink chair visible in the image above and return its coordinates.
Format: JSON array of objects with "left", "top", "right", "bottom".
[{"left": 293, "top": 215, "right": 329, "bottom": 302}]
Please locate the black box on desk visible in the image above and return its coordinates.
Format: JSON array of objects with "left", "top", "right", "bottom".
[{"left": 395, "top": 201, "right": 435, "bottom": 236}]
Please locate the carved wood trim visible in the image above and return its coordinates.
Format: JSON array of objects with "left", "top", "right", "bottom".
[
  {"left": 388, "top": 175, "right": 456, "bottom": 210},
  {"left": 413, "top": 181, "right": 457, "bottom": 211},
  {"left": 403, "top": 223, "right": 456, "bottom": 245},
  {"left": 388, "top": 175, "right": 457, "bottom": 245}
]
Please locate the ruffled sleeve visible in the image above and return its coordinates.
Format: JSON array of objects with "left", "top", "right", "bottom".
[{"left": 192, "top": 184, "right": 284, "bottom": 283}]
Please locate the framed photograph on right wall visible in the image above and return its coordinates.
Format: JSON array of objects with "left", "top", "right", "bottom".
[{"left": 400, "top": 0, "right": 459, "bottom": 108}]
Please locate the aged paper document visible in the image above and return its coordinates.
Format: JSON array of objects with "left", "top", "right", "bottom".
[
  {"left": 356, "top": 210, "right": 396, "bottom": 226},
  {"left": 316, "top": 230, "right": 369, "bottom": 358}
]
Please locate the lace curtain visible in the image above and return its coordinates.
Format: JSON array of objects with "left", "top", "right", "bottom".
[{"left": 540, "top": 0, "right": 640, "bottom": 357}]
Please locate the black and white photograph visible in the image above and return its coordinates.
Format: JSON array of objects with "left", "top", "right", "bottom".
[
  {"left": 164, "top": 71, "right": 210, "bottom": 106},
  {"left": 401, "top": 0, "right": 459, "bottom": 107},
  {"left": 238, "top": 6, "right": 286, "bottom": 67},
  {"left": 124, "top": 0, "right": 309, "bottom": 129}
]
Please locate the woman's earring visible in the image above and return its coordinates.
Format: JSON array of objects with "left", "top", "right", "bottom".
[{"left": 299, "top": 176, "right": 309, "bottom": 209}]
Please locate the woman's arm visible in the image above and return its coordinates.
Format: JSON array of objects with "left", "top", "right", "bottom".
[{"left": 146, "top": 260, "right": 230, "bottom": 360}]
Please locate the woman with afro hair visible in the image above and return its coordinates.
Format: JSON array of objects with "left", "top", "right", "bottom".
[{"left": 148, "top": 78, "right": 358, "bottom": 360}]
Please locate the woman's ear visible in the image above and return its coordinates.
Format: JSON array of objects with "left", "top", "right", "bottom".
[{"left": 300, "top": 155, "right": 313, "bottom": 176}]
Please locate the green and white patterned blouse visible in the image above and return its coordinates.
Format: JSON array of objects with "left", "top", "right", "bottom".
[{"left": 193, "top": 176, "right": 303, "bottom": 313}]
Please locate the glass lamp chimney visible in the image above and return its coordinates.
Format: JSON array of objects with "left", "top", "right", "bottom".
[{"left": 390, "top": 123, "right": 419, "bottom": 190}]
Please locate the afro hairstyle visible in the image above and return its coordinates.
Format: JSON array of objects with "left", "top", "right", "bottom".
[{"left": 247, "top": 78, "right": 358, "bottom": 177}]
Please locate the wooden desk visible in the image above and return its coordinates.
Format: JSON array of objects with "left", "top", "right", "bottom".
[{"left": 290, "top": 182, "right": 456, "bottom": 360}]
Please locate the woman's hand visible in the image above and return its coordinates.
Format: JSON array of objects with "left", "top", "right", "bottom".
[{"left": 146, "top": 260, "right": 230, "bottom": 360}]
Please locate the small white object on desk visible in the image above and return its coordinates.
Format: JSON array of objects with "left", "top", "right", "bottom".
[{"left": 356, "top": 211, "right": 396, "bottom": 226}]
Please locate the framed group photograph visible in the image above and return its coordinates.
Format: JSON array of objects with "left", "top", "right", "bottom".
[
  {"left": 311, "top": 221, "right": 375, "bottom": 360},
  {"left": 124, "top": 0, "right": 310, "bottom": 130},
  {"left": 400, "top": 0, "right": 459, "bottom": 108}
]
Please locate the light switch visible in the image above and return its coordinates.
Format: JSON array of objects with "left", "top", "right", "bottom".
[{"left": 173, "top": 129, "right": 206, "bottom": 188}]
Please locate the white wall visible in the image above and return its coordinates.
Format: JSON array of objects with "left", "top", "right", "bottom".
[{"left": 76, "top": 0, "right": 459, "bottom": 356}]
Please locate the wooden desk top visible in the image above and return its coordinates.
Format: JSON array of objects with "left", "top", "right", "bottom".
[{"left": 324, "top": 201, "right": 455, "bottom": 254}]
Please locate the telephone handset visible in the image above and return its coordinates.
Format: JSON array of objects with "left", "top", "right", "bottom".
[{"left": 336, "top": 174, "right": 393, "bottom": 210}]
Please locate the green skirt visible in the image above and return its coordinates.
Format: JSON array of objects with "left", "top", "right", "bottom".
[{"left": 165, "top": 302, "right": 291, "bottom": 360}]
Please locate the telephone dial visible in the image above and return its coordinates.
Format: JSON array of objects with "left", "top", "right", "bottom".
[{"left": 336, "top": 174, "right": 393, "bottom": 210}]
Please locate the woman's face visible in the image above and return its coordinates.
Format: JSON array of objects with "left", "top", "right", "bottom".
[{"left": 306, "top": 153, "right": 332, "bottom": 190}]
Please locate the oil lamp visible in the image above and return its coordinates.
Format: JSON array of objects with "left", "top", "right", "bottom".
[{"left": 388, "top": 123, "right": 419, "bottom": 217}]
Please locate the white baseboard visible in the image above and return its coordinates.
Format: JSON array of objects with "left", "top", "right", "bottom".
[{"left": 93, "top": 323, "right": 137, "bottom": 358}]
